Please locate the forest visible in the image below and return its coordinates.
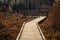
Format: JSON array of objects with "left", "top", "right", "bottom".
[{"left": 0, "top": 0, "right": 54, "bottom": 12}]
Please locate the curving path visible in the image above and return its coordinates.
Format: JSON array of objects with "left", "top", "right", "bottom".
[{"left": 16, "top": 16, "right": 46, "bottom": 40}]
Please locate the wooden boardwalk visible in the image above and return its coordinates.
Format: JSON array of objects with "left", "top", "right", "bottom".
[{"left": 16, "top": 16, "right": 46, "bottom": 40}]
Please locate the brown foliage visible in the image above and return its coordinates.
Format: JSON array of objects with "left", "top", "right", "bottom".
[
  {"left": 39, "top": 1, "right": 60, "bottom": 40},
  {"left": 0, "top": 12, "right": 33, "bottom": 40}
]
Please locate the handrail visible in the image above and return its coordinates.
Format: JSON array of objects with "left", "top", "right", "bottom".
[
  {"left": 36, "top": 16, "right": 46, "bottom": 40},
  {"left": 36, "top": 23, "right": 46, "bottom": 40},
  {"left": 16, "top": 22, "right": 26, "bottom": 40}
]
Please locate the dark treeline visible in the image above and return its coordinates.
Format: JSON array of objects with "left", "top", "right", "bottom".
[{"left": 0, "top": 0, "right": 54, "bottom": 12}]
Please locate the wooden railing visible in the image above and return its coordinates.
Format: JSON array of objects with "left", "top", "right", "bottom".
[
  {"left": 16, "top": 22, "right": 26, "bottom": 40},
  {"left": 36, "top": 23, "right": 46, "bottom": 40},
  {"left": 36, "top": 16, "right": 46, "bottom": 40}
]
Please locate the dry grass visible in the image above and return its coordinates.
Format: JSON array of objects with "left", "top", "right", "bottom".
[{"left": 0, "top": 12, "right": 34, "bottom": 40}]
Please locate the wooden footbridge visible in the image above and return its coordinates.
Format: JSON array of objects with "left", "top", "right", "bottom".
[{"left": 16, "top": 16, "right": 46, "bottom": 40}]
